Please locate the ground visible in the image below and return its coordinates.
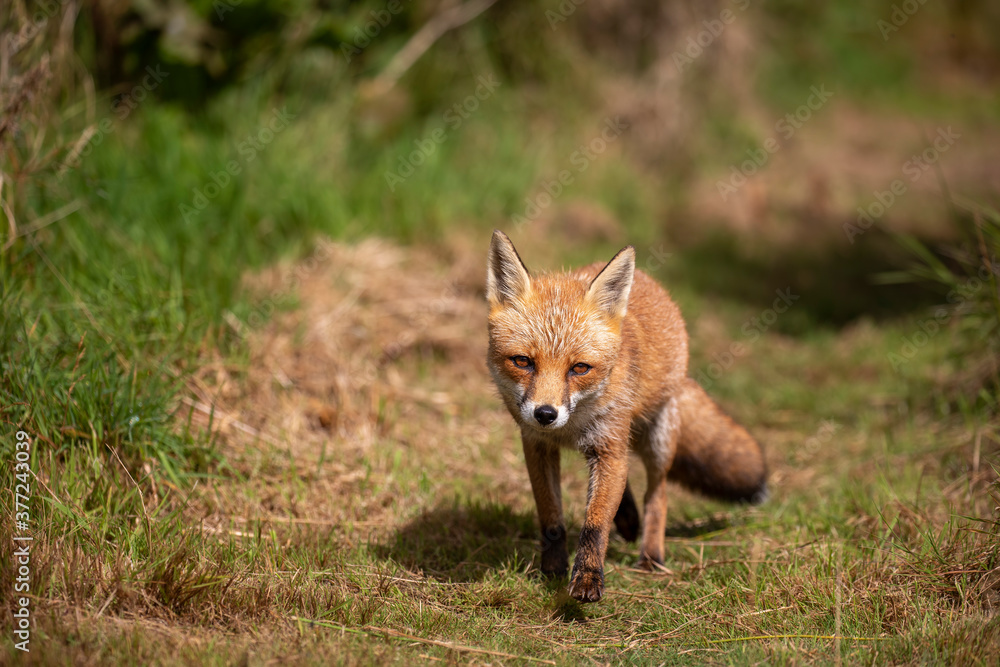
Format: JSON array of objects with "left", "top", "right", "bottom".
[{"left": 8, "top": 233, "right": 996, "bottom": 665}]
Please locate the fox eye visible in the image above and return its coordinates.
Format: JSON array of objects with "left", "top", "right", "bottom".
[
  {"left": 510, "top": 356, "right": 533, "bottom": 369},
  {"left": 571, "top": 363, "right": 591, "bottom": 375}
]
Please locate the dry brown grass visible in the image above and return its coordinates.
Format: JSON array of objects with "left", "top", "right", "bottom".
[{"left": 184, "top": 237, "right": 537, "bottom": 529}]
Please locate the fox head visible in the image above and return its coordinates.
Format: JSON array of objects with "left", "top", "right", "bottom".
[{"left": 486, "top": 230, "right": 635, "bottom": 432}]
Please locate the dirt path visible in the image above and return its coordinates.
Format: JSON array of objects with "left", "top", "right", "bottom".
[{"left": 183, "top": 236, "right": 817, "bottom": 548}]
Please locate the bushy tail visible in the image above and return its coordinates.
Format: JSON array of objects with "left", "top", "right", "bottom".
[{"left": 667, "top": 378, "right": 768, "bottom": 504}]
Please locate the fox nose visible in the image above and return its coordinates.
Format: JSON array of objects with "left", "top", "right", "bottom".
[{"left": 534, "top": 405, "right": 558, "bottom": 426}]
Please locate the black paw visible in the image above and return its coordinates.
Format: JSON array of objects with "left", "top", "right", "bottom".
[
  {"left": 568, "top": 566, "right": 604, "bottom": 603},
  {"left": 636, "top": 553, "right": 664, "bottom": 572}
]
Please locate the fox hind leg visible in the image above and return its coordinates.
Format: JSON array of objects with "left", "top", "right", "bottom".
[
  {"left": 614, "top": 482, "right": 641, "bottom": 543},
  {"left": 636, "top": 398, "right": 680, "bottom": 570}
]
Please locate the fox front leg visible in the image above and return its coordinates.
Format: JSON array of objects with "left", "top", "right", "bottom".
[
  {"left": 521, "top": 434, "right": 568, "bottom": 577},
  {"left": 568, "top": 443, "right": 630, "bottom": 603}
]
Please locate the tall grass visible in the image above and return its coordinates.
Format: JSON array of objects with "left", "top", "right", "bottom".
[
  {"left": 0, "top": 6, "right": 597, "bottom": 584},
  {"left": 877, "top": 203, "right": 1000, "bottom": 408}
]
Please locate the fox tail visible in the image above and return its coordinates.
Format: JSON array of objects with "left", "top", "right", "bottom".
[
  {"left": 667, "top": 378, "right": 768, "bottom": 504},
  {"left": 613, "top": 378, "right": 768, "bottom": 542}
]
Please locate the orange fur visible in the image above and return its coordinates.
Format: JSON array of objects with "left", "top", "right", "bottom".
[{"left": 486, "top": 231, "right": 767, "bottom": 602}]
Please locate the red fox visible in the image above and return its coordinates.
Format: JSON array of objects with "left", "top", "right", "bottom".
[{"left": 486, "top": 230, "right": 767, "bottom": 602}]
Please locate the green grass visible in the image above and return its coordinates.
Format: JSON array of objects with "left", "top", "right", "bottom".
[
  {"left": 3, "top": 1, "right": 1000, "bottom": 663},
  {"left": 757, "top": 0, "right": 1000, "bottom": 118},
  {"left": 5, "top": 338, "right": 996, "bottom": 664},
  {"left": 4, "top": 203, "right": 998, "bottom": 663}
]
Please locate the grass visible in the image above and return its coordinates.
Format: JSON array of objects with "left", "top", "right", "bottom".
[
  {"left": 2, "top": 0, "right": 1000, "bottom": 663},
  {"left": 3, "top": 228, "right": 997, "bottom": 664}
]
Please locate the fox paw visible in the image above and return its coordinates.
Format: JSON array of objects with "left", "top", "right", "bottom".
[
  {"left": 636, "top": 554, "right": 664, "bottom": 572},
  {"left": 568, "top": 567, "right": 604, "bottom": 603}
]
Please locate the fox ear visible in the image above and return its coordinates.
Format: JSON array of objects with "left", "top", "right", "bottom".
[
  {"left": 587, "top": 246, "right": 635, "bottom": 319},
  {"left": 486, "top": 230, "right": 531, "bottom": 306}
]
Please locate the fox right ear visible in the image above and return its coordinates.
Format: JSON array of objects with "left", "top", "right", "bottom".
[
  {"left": 587, "top": 245, "right": 635, "bottom": 319},
  {"left": 486, "top": 230, "right": 531, "bottom": 306}
]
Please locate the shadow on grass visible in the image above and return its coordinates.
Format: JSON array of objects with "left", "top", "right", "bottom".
[
  {"left": 547, "top": 583, "right": 589, "bottom": 623},
  {"left": 376, "top": 499, "right": 748, "bottom": 623},
  {"left": 376, "top": 497, "right": 737, "bottom": 579},
  {"left": 663, "top": 513, "right": 735, "bottom": 538},
  {"left": 665, "top": 226, "right": 945, "bottom": 333},
  {"left": 373, "top": 499, "right": 539, "bottom": 582}
]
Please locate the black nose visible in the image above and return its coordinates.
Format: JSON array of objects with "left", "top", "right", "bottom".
[{"left": 534, "top": 405, "right": 558, "bottom": 426}]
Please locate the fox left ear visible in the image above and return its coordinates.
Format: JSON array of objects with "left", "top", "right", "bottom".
[
  {"left": 587, "top": 246, "right": 635, "bottom": 319},
  {"left": 486, "top": 230, "right": 532, "bottom": 306}
]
